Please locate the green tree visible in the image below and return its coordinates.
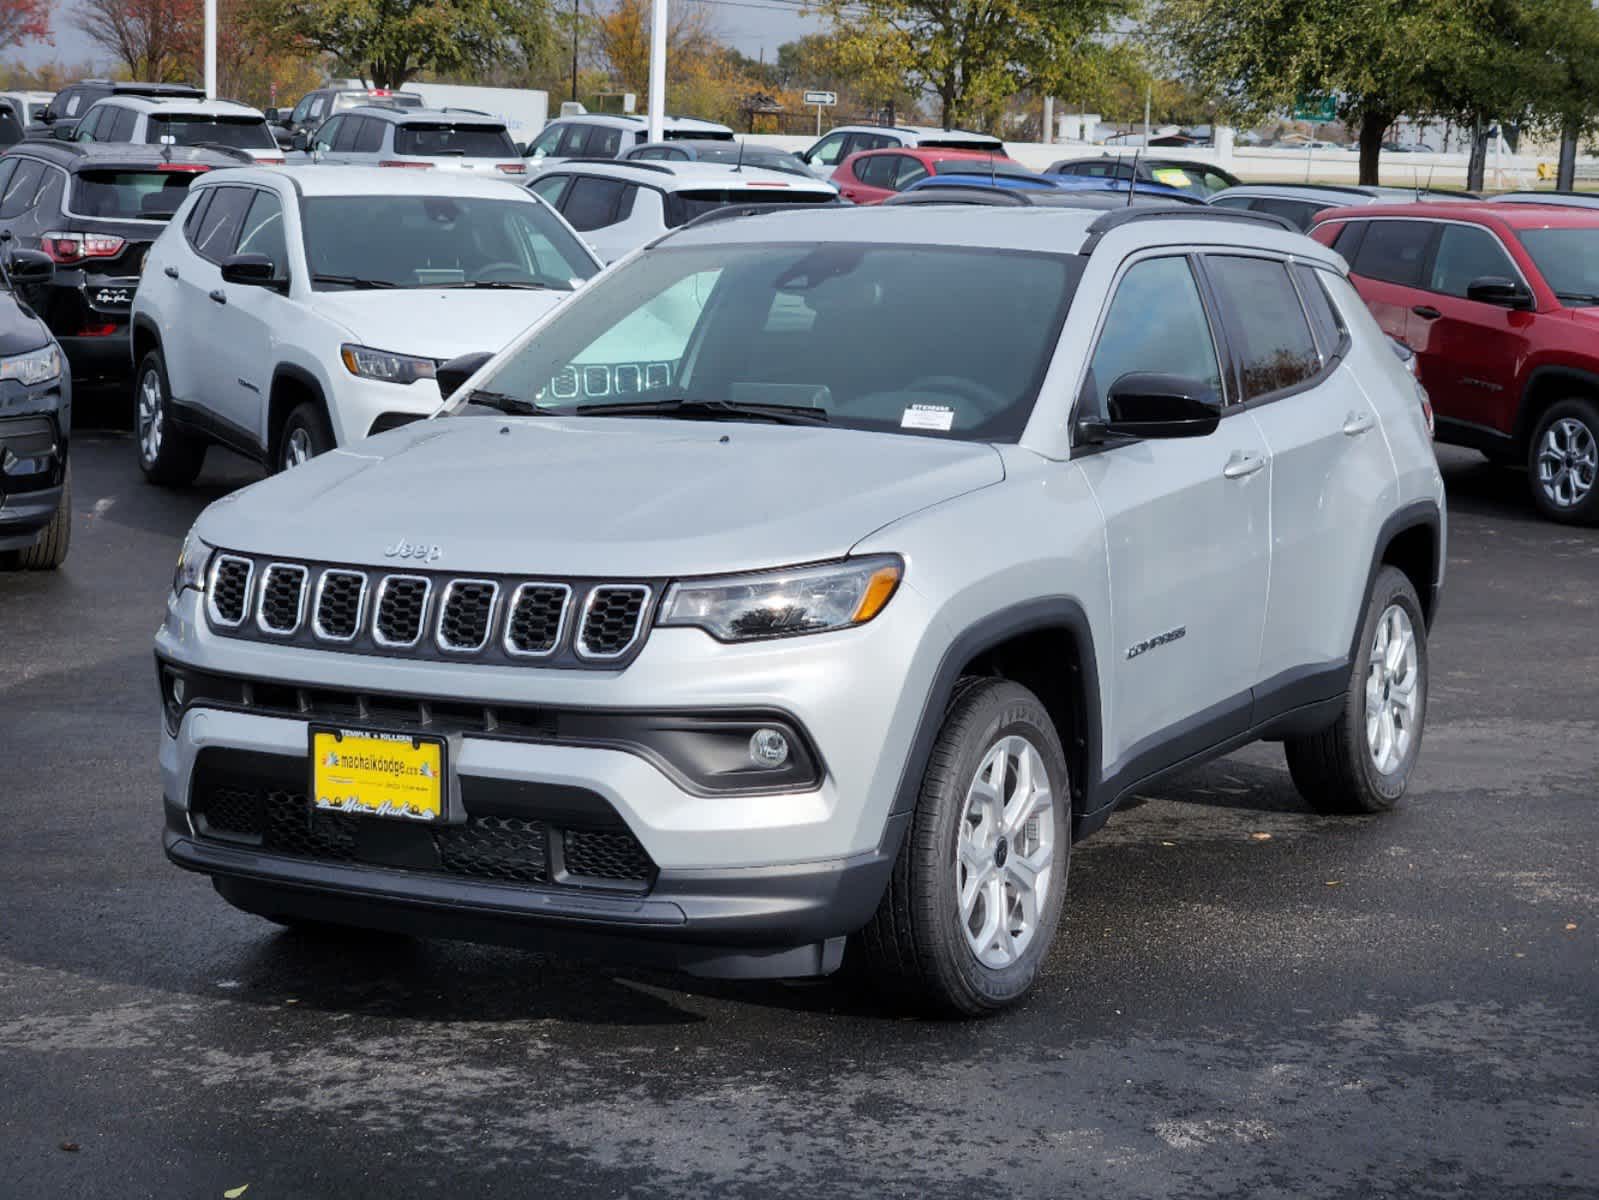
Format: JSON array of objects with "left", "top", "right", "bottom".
[
  {"left": 1152, "top": 0, "right": 1490, "bottom": 184},
  {"left": 256, "top": 0, "right": 553, "bottom": 90},
  {"left": 815, "top": 0, "right": 1138, "bottom": 131}
]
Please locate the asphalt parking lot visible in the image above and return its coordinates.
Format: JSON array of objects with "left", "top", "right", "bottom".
[{"left": 1, "top": 431, "right": 1595, "bottom": 1199}]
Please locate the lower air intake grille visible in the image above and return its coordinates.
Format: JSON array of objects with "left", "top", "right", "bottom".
[
  {"left": 208, "top": 556, "right": 253, "bottom": 626},
  {"left": 505, "top": 583, "right": 569, "bottom": 656},
  {"left": 314, "top": 570, "right": 366, "bottom": 641},
  {"left": 436, "top": 815, "right": 549, "bottom": 882},
  {"left": 562, "top": 828, "right": 655, "bottom": 883},
  {"left": 257, "top": 564, "right": 307, "bottom": 634},
  {"left": 375, "top": 575, "right": 430, "bottom": 646},
  {"left": 579, "top": 586, "right": 650, "bottom": 659},
  {"left": 438, "top": 580, "right": 498, "bottom": 652}
]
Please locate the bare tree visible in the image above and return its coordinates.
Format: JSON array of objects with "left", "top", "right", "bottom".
[{"left": 74, "top": 0, "right": 201, "bottom": 81}]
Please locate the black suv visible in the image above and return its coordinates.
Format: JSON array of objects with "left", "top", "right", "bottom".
[
  {"left": 0, "top": 142, "right": 240, "bottom": 385},
  {"left": 28, "top": 80, "right": 204, "bottom": 143},
  {"left": 265, "top": 87, "right": 421, "bottom": 148},
  {"left": 0, "top": 239, "right": 70, "bottom": 569}
]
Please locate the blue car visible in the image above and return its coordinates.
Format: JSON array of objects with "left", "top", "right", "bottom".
[{"left": 899, "top": 173, "right": 1204, "bottom": 205}]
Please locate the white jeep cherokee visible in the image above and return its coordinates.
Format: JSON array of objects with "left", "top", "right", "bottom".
[
  {"left": 156, "top": 204, "right": 1445, "bottom": 1015},
  {"left": 130, "top": 165, "right": 600, "bottom": 480}
]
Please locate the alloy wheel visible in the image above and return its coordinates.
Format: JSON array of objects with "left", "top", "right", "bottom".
[
  {"left": 1365, "top": 604, "right": 1421, "bottom": 776},
  {"left": 954, "top": 734, "right": 1055, "bottom": 969},
  {"left": 282, "top": 427, "right": 314, "bottom": 469},
  {"left": 137, "top": 369, "right": 163, "bottom": 467},
  {"left": 1536, "top": 417, "right": 1597, "bottom": 509}
]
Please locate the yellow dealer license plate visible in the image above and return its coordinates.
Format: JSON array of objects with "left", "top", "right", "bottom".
[{"left": 310, "top": 727, "right": 444, "bottom": 822}]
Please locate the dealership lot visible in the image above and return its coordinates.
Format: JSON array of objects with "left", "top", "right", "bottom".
[{"left": 0, "top": 435, "right": 1593, "bottom": 1198}]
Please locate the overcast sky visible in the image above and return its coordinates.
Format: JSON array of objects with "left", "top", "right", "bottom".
[{"left": 13, "top": 2, "right": 826, "bottom": 74}]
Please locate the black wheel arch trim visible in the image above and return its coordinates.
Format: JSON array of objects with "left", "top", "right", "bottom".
[
  {"left": 886, "top": 596, "right": 1104, "bottom": 837},
  {"left": 1354, "top": 498, "right": 1443, "bottom": 652},
  {"left": 269, "top": 363, "right": 332, "bottom": 461},
  {"left": 1517, "top": 365, "right": 1599, "bottom": 448}
]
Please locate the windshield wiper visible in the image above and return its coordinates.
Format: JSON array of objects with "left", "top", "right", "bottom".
[
  {"left": 465, "top": 389, "right": 545, "bottom": 416},
  {"left": 1555, "top": 290, "right": 1599, "bottom": 305},
  {"left": 441, "top": 280, "right": 554, "bottom": 290},
  {"left": 573, "top": 397, "right": 830, "bottom": 426},
  {"left": 311, "top": 273, "right": 399, "bottom": 289}
]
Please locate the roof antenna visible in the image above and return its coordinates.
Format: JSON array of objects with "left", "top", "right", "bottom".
[
  {"left": 734, "top": 135, "right": 746, "bottom": 173},
  {"left": 988, "top": 148, "right": 996, "bottom": 187},
  {"left": 1125, "top": 148, "right": 1142, "bottom": 206}
]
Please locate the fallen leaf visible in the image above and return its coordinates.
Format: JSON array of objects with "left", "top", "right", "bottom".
[
  {"left": 1250, "top": 832, "right": 1272, "bottom": 841},
  {"left": 58, "top": 1142, "right": 79, "bottom": 1153},
  {"left": 224, "top": 1187, "right": 249, "bottom": 1199},
  {"left": 1566, "top": 923, "right": 1578, "bottom": 931},
  {"left": 1325, "top": 881, "right": 1342, "bottom": 887},
  {"left": 1160, "top": 841, "right": 1176, "bottom": 847}
]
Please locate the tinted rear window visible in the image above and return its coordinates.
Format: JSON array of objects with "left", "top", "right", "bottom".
[
  {"left": 147, "top": 115, "right": 276, "bottom": 150},
  {"left": 919, "top": 139, "right": 1002, "bottom": 153},
  {"left": 72, "top": 168, "right": 206, "bottom": 220},
  {"left": 669, "top": 188, "right": 834, "bottom": 225},
  {"left": 664, "top": 128, "right": 733, "bottom": 141},
  {"left": 393, "top": 122, "right": 516, "bottom": 157}
]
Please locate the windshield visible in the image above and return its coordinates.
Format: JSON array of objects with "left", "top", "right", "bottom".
[
  {"left": 933, "top": 159, "right": 1037, "bottom": 181},
  {"left": 71, "top": 168, "right": 206, "bottom": 220},
  {"left": 1516, "top": 228, "right": 1599, "bottom": 303},
  {"left": 334, "top": 92, "right": 423, "bottom": 112},
  {"left": 147, "top": 115, "right": 276, "bottom": 150},
  {"left": 452, "top": 242, "right": 1083, "bottom": 440},
  {"left": 1146, "top": 163, "right": 1236, "bottom": 195},
  {"left": 303, "top": 194, "right": 597, "bottom": 290},
  {"left": 394, "top": 122, "right": 516, "bottom": 157}
]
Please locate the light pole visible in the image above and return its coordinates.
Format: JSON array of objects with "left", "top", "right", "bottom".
[
  {"left": 571, "top": 0, "right": 579, "bottom": 104},
  {"left": 204, "top": 0, "right": 217, "bottom": 98},
  {"left": 646, "top": 0, "right": 666, "bottom": 143}
]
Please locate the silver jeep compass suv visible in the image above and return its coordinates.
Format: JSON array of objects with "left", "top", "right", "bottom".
[{"left": 156, "top": 204, "right": 1446, "bottom": 1015}]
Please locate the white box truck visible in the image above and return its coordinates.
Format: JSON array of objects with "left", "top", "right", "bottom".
[{"left": 399, "top": 84, "right": 549, "bottom": 152}]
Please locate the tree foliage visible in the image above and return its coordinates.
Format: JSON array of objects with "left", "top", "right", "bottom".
[
  {"left": 253, "top": 0, "right": 553, "bottom": 89},
  {"left": 75, "top": 0, "right": 200, "bottom": 80},
  {"left": 0, "top": 0, "right": 49, "bottom": 50},
  {"left": 814, "top": 0, "right": 1138, "bottom": 130}
]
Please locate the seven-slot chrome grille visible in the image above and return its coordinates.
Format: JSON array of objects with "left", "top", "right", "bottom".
[{"left": 203, "top": 553, "right": 657, "bottom": 669}]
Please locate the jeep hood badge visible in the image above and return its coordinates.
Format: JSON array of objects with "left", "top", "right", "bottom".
[{"left": 384, "top": 539, "right": 442, "bottom": 563}]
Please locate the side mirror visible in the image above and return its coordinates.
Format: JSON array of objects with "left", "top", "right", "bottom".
[
  {"left": 53, "top": 123, "right": 76, "bottom": 141},
  {"left": 219, "top": 252, "right": 282, "bottom": 290},
  {"left": 263, "top": 107, "right": 280, "bottom": 123},
  {"left": 291, "top": 130, "right": 309, "bottom": 152},
  {"left": 436, "top": 351, "right": 494, "bottom": 400},
  {"left": 1083, "top": 373, "right": 1222, "bottom": 440},
  {"left": 4, "top": 247, "right": 54, "bottom": 285},
  {"left": 1465, "top": 275, "right": 1533, "bottom": 310}
]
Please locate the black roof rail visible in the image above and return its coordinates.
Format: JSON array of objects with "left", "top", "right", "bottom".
[
  {"left": 1226, "top": 181, "right": 1375, "bottom": 197},
  {"left": 1081, "top": 204, "right": 1297, "bottom": 253},
  {"left": 882, "top": 187, "right": 1032, "bottom": 207}
]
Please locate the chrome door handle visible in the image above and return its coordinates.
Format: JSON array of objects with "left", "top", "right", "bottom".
[
  {"left": 1223, "top": 450, "right": 1266, "bottom": 479},
  {"left": 208, "top": 289, "right": 227, "bottom": 304},
  {"left": 163, "top": 266, "right": 178, "bottom": 279},
  {"left": 1343, "top": 410, "right": 1376, "bottom": 436}
]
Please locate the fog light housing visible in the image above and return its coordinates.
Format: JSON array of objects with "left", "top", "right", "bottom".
[
  {"left": 749, "top": 728, "right": 790, "bottom": 768},
  {"left": 160, "top": 667, "right": 185, "bottom": 736}
]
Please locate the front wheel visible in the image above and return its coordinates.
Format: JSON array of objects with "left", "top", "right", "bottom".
[
  {"left": 1285, "top": 565, "right": 1429, "bottom": 813},
  {"left": 1528, "top": 398, "right": 1599, "bottom": 524},
  {"left": 135, "top": 350, "right": 206, "bottom": 486},
  {"left": 277, "top": 401, "right": 335, "bottom": 472},
  {"left": 856, "top": 678, "right": 1071, "bottom": 1017},
  {"left": 6, "top": 465, "right": 71, "bottom": 570}
]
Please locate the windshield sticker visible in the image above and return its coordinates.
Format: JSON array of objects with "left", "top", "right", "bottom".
[{"left": 901, "top": 404, "right": 955, "bottom": 432}]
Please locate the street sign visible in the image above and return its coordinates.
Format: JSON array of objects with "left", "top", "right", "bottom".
[
  {"left": 1293, "top": 94, "right": 1337, "bottom": 123},
  {"left": 804, "top": 91, "right": 837, "bottom": 107}
]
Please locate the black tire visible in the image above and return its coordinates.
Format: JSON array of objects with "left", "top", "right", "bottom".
[
  {"left": 277, "top": 401, "right": 335, "bottom": 472},
  {"left": 9, "top": 465, "right": 71, "bottom": 570},
  {"left": 1526, "top": 397, "right": 1599, "bottom": 525},
  {"left": 1285, "top": 565, "right": 1428, "bottom": 814},
  {"left": 135, "top": 349, "right": 206, "bottom": 486},
  {"left": 856, "top": 678, "right": 1071, "bottom": 1017}
]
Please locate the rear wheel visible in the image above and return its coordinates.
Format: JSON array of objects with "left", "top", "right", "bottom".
[
  {"left": 1285, "top": 566, "right": 1428, "bottom": 813},
  {"left": 1527, "top": 398, "right": 1599, "bottom": 524},
  {"left": 6, "top": 465, "right": 71, "bottom": 570},
  {"left": 857, "top": 678, "right": 1070, "bottom": 1016},
  {"left": 135, "top": 350, "right": 206, "bottom": 486},
  {"left": 277, "top": 401, "right": 335, "bottom": 472}
]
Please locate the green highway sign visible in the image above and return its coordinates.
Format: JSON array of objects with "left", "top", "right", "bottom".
[{"left": 1294, "top": 94, "right": 1338, "bottom": 123}]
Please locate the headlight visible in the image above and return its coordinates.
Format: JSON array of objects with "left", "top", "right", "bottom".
[
  {"left": 658, "top": 556, "right": 902, "bottom": 642},
  {"left": 172, "top": 528, "right": 212, "bottom": 597},
  {"left": 0, "top": 344, "right": 62, "bottom": 386},
  {"left": 340, "top": 343, "right": 437, "bottom": 384}
]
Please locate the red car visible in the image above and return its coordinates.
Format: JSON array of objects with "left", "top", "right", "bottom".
[
  {"left": 1311, "top": 202, "right": 1599, "bottom": 523},
  {"left": 831, "top": 147, "right": 1035, "bottom": 205}
]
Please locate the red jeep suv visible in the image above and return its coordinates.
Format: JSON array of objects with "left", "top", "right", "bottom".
[
  {"left": 831, "top": 147, "right": 1036, "bottom": 205},
  {"left": 1311, "top": 202, "right": 1599, "bottom": 523}
]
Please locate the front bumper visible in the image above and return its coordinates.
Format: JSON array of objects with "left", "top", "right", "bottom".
[
  {"left": 0, "top": 374, "right": 70, "bottom": 547},
  {"left": 328, "top": 372, "right": 443, "bottom": 446},
  {"left": 156, "top": 578, "right": 941, "bottom": 973}
]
